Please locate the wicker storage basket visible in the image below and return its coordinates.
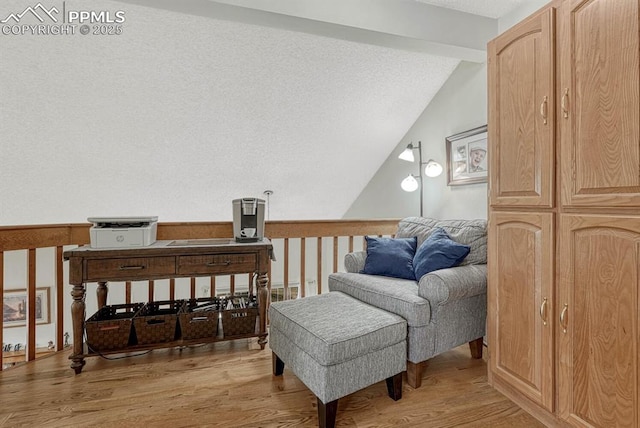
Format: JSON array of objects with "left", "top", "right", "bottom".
[
  {"left": 221, "top": 296, "right": 258, "bottom": 338},
  {"left": 85, "top": 303, "right": 144, "bottom": 352},
  {"left": 180, "top": 298, "right": 221, "bottom": 340},
  {"left": 133, "top": 300, "right": 183, "bottom": 345}
]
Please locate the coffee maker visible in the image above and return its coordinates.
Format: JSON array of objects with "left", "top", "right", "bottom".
[{"left": 232, "top": 198, "right": 265, "bottom": 242}]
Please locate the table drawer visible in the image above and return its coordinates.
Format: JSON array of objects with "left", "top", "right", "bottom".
[
  {"left": 177, "top": 254, "right": 257, "bottom": 275},
  {"left": 86, "top": 257, "right": 176, "bottom": 281}
]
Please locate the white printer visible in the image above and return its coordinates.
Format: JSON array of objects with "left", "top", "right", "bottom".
[{"left": 88, "top": 216, "right": 158, "bottom": 248}]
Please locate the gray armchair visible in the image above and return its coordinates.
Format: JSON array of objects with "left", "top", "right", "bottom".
[{"left": 328, "top": 217, "right": 487, "bottom": 388}]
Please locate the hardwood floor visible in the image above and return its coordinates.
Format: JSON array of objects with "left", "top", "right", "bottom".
[{"left": 0, "top": 341, "right": 544, "bottom": 427}]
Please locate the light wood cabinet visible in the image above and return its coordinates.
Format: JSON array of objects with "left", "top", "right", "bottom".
[
  {"left": 487, "top": 5, "right": 557, "bottom": 423},
  {"left": 488, "top": 212, "right": 554, "bottom": 412},
  {"left": 559, "top": 0, "right": 640, "bottom": 207},
  {"left": 488, "top": 7, "right": 555, "bottom": 207},
  {"left": 558, "top": 215, "right": 640, "bottom": 428},
  {"left": 488, "top": 0, "right": 640, "bottom": 426}
]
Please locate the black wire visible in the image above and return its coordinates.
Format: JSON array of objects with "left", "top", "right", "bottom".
[{"left": 83, "top": 330, "right": 151, "bottom": 360}]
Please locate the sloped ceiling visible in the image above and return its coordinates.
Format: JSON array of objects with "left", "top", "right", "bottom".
[
  {"left": 0, "top": 0, "right": 528, "bottom": 225},
  {"left": 415, "top": 0, "right": 530, "bottom": 19}
]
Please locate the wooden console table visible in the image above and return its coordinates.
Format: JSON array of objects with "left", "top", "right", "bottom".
[{"left": 63, "top": 238, "right": 273, "bottom": 374}]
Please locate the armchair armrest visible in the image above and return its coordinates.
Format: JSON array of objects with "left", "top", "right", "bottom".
[
  {"left": 344, "top": 251, "right": 367, "bottom": 273},
  {"left": 417, "top": 264, "right": 487, "bottom": 306}
]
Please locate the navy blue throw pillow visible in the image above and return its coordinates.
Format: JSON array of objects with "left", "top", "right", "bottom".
[
  {"left": 413, "top": 228, "right": 470, "bottom": 280},
  {"left": 361, "top": 236, "right": 417, "bottom": 280}
]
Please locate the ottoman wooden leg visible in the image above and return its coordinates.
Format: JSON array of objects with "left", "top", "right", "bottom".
[
  {"left": 272, "top": 352, "right": 285, "bottom": 376},
  {"left": 317, "top": 398, "right": 338, "bottom": 428},
  {"left": 386, "top": 372, "right": 403, "bottom": 401}
]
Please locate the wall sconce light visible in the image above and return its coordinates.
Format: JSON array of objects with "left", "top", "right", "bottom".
[{"left": 398, "top": 141, "right": 443, "bottom": 216}]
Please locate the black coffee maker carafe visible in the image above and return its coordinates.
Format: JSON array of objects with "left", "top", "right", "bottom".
[{"left": 232, "top": 198, "right": 265, "bottom": 242}]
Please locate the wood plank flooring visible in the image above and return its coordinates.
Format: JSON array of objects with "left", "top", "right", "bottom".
[{"left": 0, "top": 341, "right": 544, "bottom": 427}]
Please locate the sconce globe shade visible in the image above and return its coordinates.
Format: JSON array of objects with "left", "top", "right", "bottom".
[
  {"left": 398, "top": 145, "right": 415, "bottom": 162},
  {"left": 401, "top": 174, "right": 419, "bottom": 192},
  {"left": 424, "top": 160, "right": 443, "bottom": 177}
]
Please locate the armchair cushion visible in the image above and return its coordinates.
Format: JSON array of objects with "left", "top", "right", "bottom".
[
  {"left": 396, "top": 217, "right": 487, "bottom": 266},
  {"left": 413, "top": 228, "right": 470, "bottom": 280},
  {"left": 361, "top": 236, "right": 417, "bottom": 280}
]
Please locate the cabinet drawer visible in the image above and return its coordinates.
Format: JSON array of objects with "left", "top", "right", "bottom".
[
  {"left": 177, "top": 254, "right": 257, "bottom": 275},
  {"left": 86, "top": 257, "right": 175, "bottom": 281}
]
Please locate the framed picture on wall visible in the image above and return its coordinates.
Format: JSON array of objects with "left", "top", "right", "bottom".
[
  {"left": 3, "top": 288, "right": 50, "bottom": 328},
  {"left": 446, "top": 125, "right": 488, "bottom": 186}
]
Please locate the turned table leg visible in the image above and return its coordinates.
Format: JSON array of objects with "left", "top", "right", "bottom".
[
  {"left": 70, "top": 283, "right": 86, "bottom": 374},
  {"left": 96, "top": 281, "right": 108, "bottom": 309},
  {"left": 257, "top": 272, "right": 269, "bottom": 349}
]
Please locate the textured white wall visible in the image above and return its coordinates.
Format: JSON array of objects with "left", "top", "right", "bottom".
[
  {"left": 0, "top": 0, "right": 459, "bottom": 225},
  {"left": 344, "top": 61, "right": 488, "bottom": 220}
]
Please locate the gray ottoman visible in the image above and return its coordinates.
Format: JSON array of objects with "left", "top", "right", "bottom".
[{"left": 269, "top": 291, "right": 407, "bottom": 428}]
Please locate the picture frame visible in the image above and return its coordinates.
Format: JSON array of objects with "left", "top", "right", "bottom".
[
  {"left": 446, "top": 125, "right": 488, "bottom": 186},
  {"left": 3, "top": 288, "right": 50, "bottom": 327}
]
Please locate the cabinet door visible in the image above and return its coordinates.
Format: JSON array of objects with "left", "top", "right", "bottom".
[
  {"left": 558, "top": 215, "right": 640, "bottom": 427},
  {"left": 488, "top": 211, "right": 554, "bottom": 411},
  {"left": 488, "top": 7, "right": 555, "bottom": 207},
  {"left": 559, "top": 0, "right": 640, "bottom": 207}
]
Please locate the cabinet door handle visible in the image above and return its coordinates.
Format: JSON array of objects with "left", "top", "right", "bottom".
[
  {"left": 539, "top": 297, "right": 548, "bottom": 326},
  {"left": 561, "top": 88, "right": 569, "bottom": 119},
  {"left": 560, "top": 303, "right": 569, "bottom": 333},
  {"left": 540, "top": 96, "right": 548, "bottom": 125},
  {"left": 119, "top": 265, "right": 145, "bottom": 270}
]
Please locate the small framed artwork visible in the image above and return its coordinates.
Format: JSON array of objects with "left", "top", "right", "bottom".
[
  {"left": 446, "top": 125, "right": 488, "bottom": 186},
  {"left": 3, "top": 288, "right": 50, "bottom": 328}
]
